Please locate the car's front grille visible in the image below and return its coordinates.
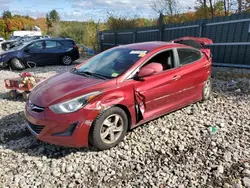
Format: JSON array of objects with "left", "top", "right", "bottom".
[
  {"left": 28, "top": 101, "right": 45, "bottom": 113},
  {"left": 31, "top": 105, "right": 45, "bottom": 113},
  {"left": 27, "top": 122, "right": 45, "bottom": 135}
]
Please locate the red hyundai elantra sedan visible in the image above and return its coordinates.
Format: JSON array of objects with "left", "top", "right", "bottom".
[{"left": 25, "top": 37, "right": 213, "bottom": 150}]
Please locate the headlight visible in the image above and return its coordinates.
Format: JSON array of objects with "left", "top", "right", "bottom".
[{"left": 49, "top": 91, "right": 102, "bottom": 114}]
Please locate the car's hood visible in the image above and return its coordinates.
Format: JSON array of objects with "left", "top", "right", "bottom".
[
  {"left": 29, "top": 71, "right": 107, "bottom": 107},
  {"left": 2, "top": 40, "right": 15, "bottom": 44},
  {"left": 0, "top": 49, "right": 18, "bottom": 55}
]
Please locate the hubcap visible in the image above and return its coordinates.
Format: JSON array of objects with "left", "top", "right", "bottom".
[
  {"left": 63, "top": 56, "right": 71, "bottom": 65},
  {"left": 204, "top": 79, "right": 211, "bottom": 98},
  {"left": 13, "top": 59, "right": 23, "bottom": 68},
  {"left": 100, "top": 114, "right": 124, "bottom": 144}
]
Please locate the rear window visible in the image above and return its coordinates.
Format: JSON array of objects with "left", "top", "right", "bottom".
[
  {"left": 62, "top": 40, "right": 75, "bottom": 46},
  {"left": 46, "top": 41, "right": 62, "bottom": 48},
  {"left": 178, "top": 49, "right": 202, "bottom": 65}
]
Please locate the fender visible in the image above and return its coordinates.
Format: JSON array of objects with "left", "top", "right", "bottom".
[{"left": 85, "top": 83, "right": 138, "bottom": 128}]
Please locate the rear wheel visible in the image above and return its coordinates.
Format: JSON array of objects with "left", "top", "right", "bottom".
[
  {"left": 202, "top": 78, "right": 212, "bottom": 101},
  {"left": 9, "top": 90, "right": 18, "bottom": 99},
  {"left": 10, "top": 58, "right": 25, "bottom": 70},
  {"left": 89, "top": 107, "right": 128, "bottom": 150},
  {"left": 61, "top": 55, "right": 72, "bottom": 65}
]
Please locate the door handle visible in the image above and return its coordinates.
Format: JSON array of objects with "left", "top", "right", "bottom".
[{"left": 172, "top": 75, "right": 181, "bottom": 81}]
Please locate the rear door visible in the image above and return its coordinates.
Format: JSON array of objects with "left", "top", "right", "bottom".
[
  {"left": 44, "top": 40, "right": 63, "bottom": 64},
  {"left": 175, "top": 48, "right": 211, "bottom": 104},
  {"left": 62, "top": 40, "right": 79, "bottom": 60}
]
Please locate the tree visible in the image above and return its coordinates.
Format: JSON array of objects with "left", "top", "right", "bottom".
[
  {"left": 2, "top": 10, "right": 12, "bottom": 19},
  {"left": 238, "top": 0, "right": 242, "bottom": 12},
  {"left": 208, "top": 0, "right": 214, "bottom": 17},
  {"left": 46, "top": 10, "right": 60, "bottom": 29},
  {"left": 106, "top": 13, "right": 138, "bottom": 30},
  {"left": 151, "top": 0, "right": 180, "bottom": 23},
  {"left": 214, "top": 1, "right": 226, "bottom": 15}
]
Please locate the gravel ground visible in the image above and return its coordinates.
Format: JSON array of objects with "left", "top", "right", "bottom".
[{"left": 0, "top": 64, "right": 250, "bottom": 188}]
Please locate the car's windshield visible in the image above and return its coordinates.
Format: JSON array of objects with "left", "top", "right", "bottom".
[
  {"left": 11, "top": 41, "right": 31, "bottom": 51},
  {"left": 75, "top": 48, "right": 148, "bottom": 79}
]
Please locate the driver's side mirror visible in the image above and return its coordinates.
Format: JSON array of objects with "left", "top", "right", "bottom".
[{"left": 134, "top": 62, "right": 163, "bottom": 81}]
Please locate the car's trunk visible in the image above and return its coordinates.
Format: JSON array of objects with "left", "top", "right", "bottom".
[
  {"left": 172, "top": 37, "right": 213, "bottom": 49},
  {"left": 172, "top": 37, "right": 213, "bottom": 59}
]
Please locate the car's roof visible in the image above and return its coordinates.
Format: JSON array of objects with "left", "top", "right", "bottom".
[
  {"left": 33, "top": 38, "right": 73, "bottom": 42},
  {"left": 117, "top": 41, "right": 189, "bottom": 51}
]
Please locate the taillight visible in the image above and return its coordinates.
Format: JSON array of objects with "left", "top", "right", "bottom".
[{"left": 73, "top": 45, "right": 78, "bottom": 49}]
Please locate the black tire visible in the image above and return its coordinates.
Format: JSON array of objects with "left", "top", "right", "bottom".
[
  {"left": 89, "top": 107, "right": 128, "bottom": 150},
  {"left": 10, "top": 58, "right": 25, "bottom": 70},
  {"left": 61, "top": 55, "right": 73, "bottom": 65},
  {"left": 9, "top": 90, "right": 18, "bottom": 99},
  {"left": 202, "top": 77, "right": 212, "bottom": 101}
]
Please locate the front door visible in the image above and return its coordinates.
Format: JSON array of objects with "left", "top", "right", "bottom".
[
  {"left": 133, "top": 49, "right": 185, "bottom": 120},
  {"left": 23, "top": 41, "right": 46, "bottom": 66}
]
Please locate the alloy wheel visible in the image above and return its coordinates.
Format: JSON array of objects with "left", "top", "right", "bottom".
[
  {"left": 62, "top": 56, "right": 72, "bottom": 65},
  {"left": 100, "top": 114, "right": 124, "bottom": 144},
  {"left": 204, "top": 79, "right": 211, "bottom": 99}
]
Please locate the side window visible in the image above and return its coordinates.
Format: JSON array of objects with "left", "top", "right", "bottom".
[
  {"left": 45, "top": 41, "right": 57, "bottom": 49},
  {"left": 146, "top": 50, "right": 175, "bottom": 71},
  {"left": 177, "top": 49, "right": 201, "bottom": 65},
  {"left": 57, "top": 42, "right": 63, "bottom": 47},
  {"left": 28, "top": 41, "right": 44, "bottom": 50}
]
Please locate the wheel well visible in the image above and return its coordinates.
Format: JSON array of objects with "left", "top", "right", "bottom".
[
  {"left": 88, "top": 104, "right": 132, "bottom": 146},
  {"left": 114, "top": 104, "right": 132, "bottom": 131},
  {"left": 7, "top": 57, "right": 15, "bottom": 66}
]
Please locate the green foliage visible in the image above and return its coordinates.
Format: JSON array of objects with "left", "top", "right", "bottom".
[
  {"left": 214, "top": 1, "right": 225, "bottom": 14},
  {"left": 48, "top": 20, "right": 99, "bottom": 52},
  {"left": 46, "top": 10, "right": 60, "bottom": 29},
  {"left": 2, "top": 10, "right": 12, "bottom": 19},
  {"left": 58, "top": 24, "right": 85, "bottom": 44},
  {"left": 83, "top": 21, "right": 99, "bottom": 52},
  {"left": 106, "top": 13, "right": 155, "bottom": 30}
]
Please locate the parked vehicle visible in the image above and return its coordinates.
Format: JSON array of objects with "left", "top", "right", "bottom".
[
  {"left": 25, "top": 37, "right": 213, "bottom": 150},
  {"left": 1, "top": 37, "right": 24, "bottom": 51},
  {"left": 2, "top": 36, "right": 51, "bottom": 51},
  {"left": 0, "top": 37, "right": 5, "bottom": 46},
  {"left": 0, "top": 38, "right": 79, "bottom": 70},
  {"left": 12, "top": 30, "right": 42, "bottom": 38}
]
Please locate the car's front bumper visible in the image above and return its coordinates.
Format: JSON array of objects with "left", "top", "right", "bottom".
[
  {"left": 24, "top": 102, "right": 100, "bottom": 148},
  {"left": 0, "top": 56, "right": 8, "bottom": 68},
  {"left": 0, "top": 61, "right": 8, "bottom": 68}
]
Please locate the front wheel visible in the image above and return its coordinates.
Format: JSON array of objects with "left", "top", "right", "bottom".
[
  {"left": 10, "top": 58, "right": 25, "bottom": 70},
  {"left": 61, "top": 55, "right": 72, "bottom": 65},
  {"left": 202, "top": 78, "right": 212, "bottom": 101},
  {"left": 89, "top": 107, "right": 128, "bottom": 150}
]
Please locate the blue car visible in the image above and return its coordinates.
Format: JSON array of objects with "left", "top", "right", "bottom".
[{"left": 0, "top": 38, "right": 80, "bottom": 70}]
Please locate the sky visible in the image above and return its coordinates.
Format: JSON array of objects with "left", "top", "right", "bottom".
[{"left": 0, "top": 0, "right": 196, "bottom": 21}]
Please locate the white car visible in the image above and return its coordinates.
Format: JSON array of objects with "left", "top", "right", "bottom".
[{"left": 0, "top": 37, "right": 5, "bottom": 51}]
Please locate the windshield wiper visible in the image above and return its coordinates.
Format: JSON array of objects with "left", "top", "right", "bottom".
[{"left": 76, "top": 70, "right": 108, "bottom": 80}]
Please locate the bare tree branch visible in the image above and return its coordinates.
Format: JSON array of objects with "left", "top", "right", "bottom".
[{"left": 151, "top": 0, "right": 180, "bottom": 17}]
